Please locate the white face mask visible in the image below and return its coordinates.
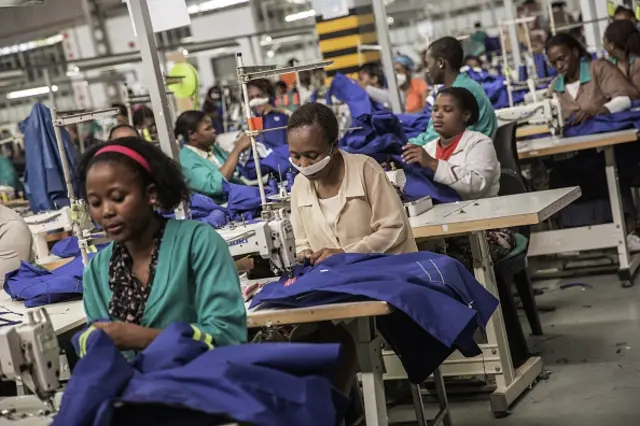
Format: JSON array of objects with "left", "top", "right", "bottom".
[
  {"left": 248, "top": 97, "right": 270, "bottom": 108},
  {"left": 289, "top": 147, "right": 334, "bottom": 177},
  {"left": 396, "top": 73, "right": 407, "bottom": 86}
]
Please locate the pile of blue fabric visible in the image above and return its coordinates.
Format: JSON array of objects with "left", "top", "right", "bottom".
[
  {"left": 20, "top": 103, "right": 79, "bottom": 212},
  {"left": 3, "top": 256, "right": 89, "bottom": 307},
  {"left": 251, "top": 252, "right": 499, "bottom": 383},
  {"left": 564, "top": 104, "right": 640, "bottom": 137},
  {"left": 326, "top": 73, "right": 385, "bottom": 121},
  {"left": 54, "top": 322, "right": 346, "bottom": 426},
  {"left": 340, "top": 111, "right": 460, "bottom": 204},
  {"left": 462, "top": 68, "right": 527, "bottom": 109}
]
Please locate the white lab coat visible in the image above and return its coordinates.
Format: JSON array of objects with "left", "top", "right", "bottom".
[{"left": 424, "top": 129, "right": 500, "bottom": 200}]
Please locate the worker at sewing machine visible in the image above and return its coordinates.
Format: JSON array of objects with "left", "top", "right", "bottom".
[
  {"left": 402, "top": 87, "right": 514, "bottom": 268},
  {"left": 78, "top": 137, "right": 246, "bottom": 351},
  {"left": 604, "top": 20, "right": 640, "bottom": 93},
  {"left": 546, "top": 33, "right": 640, "bottom": 250},
  {"left": 245, "top": 78, "right": 289, "bottom": 149},
  {"left": 410, "top": 36, "right": 498, "bottom": 146},
  {"left": 289, "top": 103, "right": 417, "bottom": 265},
  {"left": 393, "top": 54, "right": 429, "bottom": 113},
  {"left": 132, "top": 105, "right": 157, "bottom": 142},
  {"left": 0, "top": 204, "right": 31, "bottom": 286},
  {"left": 108, "top": 124, "right": 140, "bottom": 140},
  {"left": 177, "top": 110, "right": 252, "bottom": 203}
]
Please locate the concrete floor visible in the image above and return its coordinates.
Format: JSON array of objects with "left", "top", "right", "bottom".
[{"left": 392, "top": 272, "right": 640, "bottom": 426}]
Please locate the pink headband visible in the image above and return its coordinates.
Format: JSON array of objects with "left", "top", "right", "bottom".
[{"left": 94, "top": 145, "right": 151, "bottom": 173}]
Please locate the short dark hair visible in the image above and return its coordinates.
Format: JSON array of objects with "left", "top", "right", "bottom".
[
  {"left": 437, "top": 87, "right": 480, "bottom": 126},
  {"left": 247, "top": 78, "right": 276, "bottom": 100},
  {"left": 108, "top": 124, "right": 140, "bottom": 140},
  {"left": 287, "top": 103, "right": 339, "bottom": 145},
  {"left": 132, "top": 106, "right": 154, "bottom": 127},
  {"left": 605, "top": 20, "right": 640, "bottom": 56},
  {"left": 174, "top": 110, "right": 207, "bottom": 142},
  {"left": 275, "top": 81, "right": 288, "bottom": 91},
  {"left": 464, "top": 55, "right": 482, "bottom": 65},
  {"left": 428, "top": 37, "right": 464, "bottom": 70},
  {"left": 78, "top": 137, "right": 189, "bottom": 211},
  {"left": 614, "top": 5, "right": 635, "bottom": 18},
  {"left": 360, "top": 62, "right": 385, "bottom": 84},
  {"left": 545, "top": 33, "right": 591, "bottom": 60},
  {"left": 111, "top": 103, "right": 127, "bottom": 117}
]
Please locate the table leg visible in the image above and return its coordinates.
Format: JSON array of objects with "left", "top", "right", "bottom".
[
  {"left": 469, "top": 231, "right": 542, "bottom": 415},
  {"left": 356, "top": 317, "right": 388, "bottom": 426},
  {"left": 604, "top": 146, "right": 636, "bottom": 287}
]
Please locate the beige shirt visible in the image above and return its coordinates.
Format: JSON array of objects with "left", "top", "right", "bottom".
[
  {"left": 291, "top": 151, "right": 418, "bottom": 255},
  {"left": 0, "top": 205, "right": 31, "bottom": 285},
  {"left": 549, "top": 59, "right": 640, "bottom": 121}
]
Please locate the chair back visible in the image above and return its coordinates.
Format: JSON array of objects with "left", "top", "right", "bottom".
[
  {"left": 493, "top": 121, "right": 521, "bottom": 176},
  {"left": 498, "top": 168, "right": 531, "bottom": 239}
]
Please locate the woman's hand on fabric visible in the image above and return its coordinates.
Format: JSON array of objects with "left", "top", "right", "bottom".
[
  {"left": 401, "top": 143, "right": 438, "bottom": 171},
  {"left": 93, "top": 322, "right": 160, "bottom": 350},
  {"left": 309, "top": 248, "right": 345, "bottom": 265},
  {"left": 233, "top": 133, "right": 252, "bottom": 153},
  {"left": 570, "top": 110, "right": 593, "bottom": 125},
  {"left": 296, "top": 249, "right": 313, "bottom": 264}
]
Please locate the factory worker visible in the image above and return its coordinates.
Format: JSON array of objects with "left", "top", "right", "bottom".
[
  {"left": 112, "top": 103, "right": 129, "bottom": 126},
  {"left": 79, "top": 137, "right": 246, "bottom": 351},
  {"left": 109, "top": 124, "right": 140, "bottom": 140},
  {"left": 402, "top": 87, "right": 513, "bottom": 267},
  {"left": 546, "top": 33, "right": 639, "bottom": 124},
  {"left": 288, "top": 103, "right": 417, "bottom": 266},
  {"left": 246, "top": 78, "right": 289, "bottom": 149},
  {"left": 177, "top": 110, "right": 251, "bottom": 202},
  {"left": 410, "top": 36, "right": 498, "bottom": 146},
  {"left": 604, "top": 20, "right": 640, "bottom": 93},
  {"left": 393, "top": 54, "right": 429, "bottom": 113},
  {"left": 132, "top": 106, "right": 157, "bottom": 142},
  {"left": 358, "top": 62, "right": 392, "bottom": 107},
  {"left": 613, "top": 5, "right": 637, "bottom": 23},
  {"left": 0, "top": 205, "right": 32, "bottom": 286},
  {"left": 546, "top": 33, "right": 640, "bottom": 250}
]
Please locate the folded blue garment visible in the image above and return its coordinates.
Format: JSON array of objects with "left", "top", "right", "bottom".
[
  {"left": 51, "top": 237, "right": 109, "bottom": 259},
  {"left": 3, "top": 257, "right": 88, "bottom": 307},
  {"left": 251, "top": 252, "right": 499, "bottom": 383},
  {"left": 564, "top": 107, "right": 640, "bottom": 137},
  {"left": 54, "top": 322, "right": 346, "bottom": 426},
  {"left": 340, "top": 111, "right": 461, "bottom": 204}
]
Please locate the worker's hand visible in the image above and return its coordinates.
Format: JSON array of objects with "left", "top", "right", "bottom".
[
  {"left": 570, "top": 110, "right": 594, "bottom": 126},
  {"left": 233, "top": 133, "right": 253, "bottom": 153},
  {"left": 309, "top": 248, "right": 345, "bottom": 265},
  {"left": 93, "top": 322, "right": 159, "bottom": 350},
  {"left": 401, "top": 143, "right": 438, "bottom": 171},
  {"left": 296, "top": 249, "right": 313, "bottom": 264}
]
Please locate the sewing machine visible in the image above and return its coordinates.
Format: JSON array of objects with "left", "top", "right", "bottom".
[
  {"left": 386, "top": 169, "right": 434, "bottom": 217},
  {"left": 0, "top": 308, "right": 60, "bottom": 423},
  {"left": 495, "top": 96, "right": 564, "bottom": 136},
  {"left": 23, "top": 208, "right": 73, "bottom": 262},
  {"left": 217, "top": 208, "right": 296, "bottom": 275}
]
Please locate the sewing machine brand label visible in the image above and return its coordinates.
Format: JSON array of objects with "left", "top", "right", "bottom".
[{"left": 228, "top": 238, "right": 249, "bottom": 247}]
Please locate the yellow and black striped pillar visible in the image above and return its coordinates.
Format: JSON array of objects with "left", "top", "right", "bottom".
[{"left": 315, "top": 5, "right": 381, "bottom": 84}]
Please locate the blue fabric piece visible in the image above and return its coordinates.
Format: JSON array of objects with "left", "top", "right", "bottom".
[
  {"left": 461, "top": 70, "right": 528, "bottom": 109},
  {"left": 327, "top": 73, "right": 385, "bottom": 122},
  {"left": 51, "top": 237, "right": 109, "bottom": 259},
  {"left": 20, "top": 103, "right": 79, "bottom": 212},
  {"left": 162, "top": 193, "right": 229, "bottom": 228},
  {"left": 55, "top": 322, "right": 345, "bottom": 426},
  {"left": 339, "top": 111, "right": 461, "bottom": 204},
  {"left": 563, "top": 107, "right": 640, "bottom": 137},
  {"left": 397, "top": 112, "right": 432, "bottom": 139},
  {"left": 3, "top": 257, "right": 89, "bottom": 307},
  {"left": 251, "top": 252, "right": 499, "bottom": 383},
  {"left": 222, "top": 181, "right": 277, "bottom": 221},
  {"left": 256, "top": 111, "right": 289, "bottom": 149}
]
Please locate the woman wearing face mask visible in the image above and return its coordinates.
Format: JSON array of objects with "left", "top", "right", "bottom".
[
  {"left": 288, "top": 103, "right": 417, "bottom": 266},
  {"left": 239, "top": 78, "right": 289, "bottom": 150},
  {"left": 393, "top": 54, "right": 429, "bottom": 113},
  {"left": 177, "top": 110, "right": 251, "bottom": 202}
]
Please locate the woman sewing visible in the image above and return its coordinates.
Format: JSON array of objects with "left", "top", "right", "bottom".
[
  {"left": 288, "top": 103, "right": 416, "bottom": 265},
  {"left": 604, "top": 20, "right": 640, "bottom": 93},
  {"left": 177, "top": 110, "right": 251, "bottom": 203},
  {"left": 402, "top": 87, "right": 513, "bottom": 267},
  {"left": 79, "top": 137, "right": 246, "bottom": 350},
  {"left": 393, "top": 54, "right": 428, "bottom": 113},
  {"left": 245, "top": 78, "right": 289, "bottom": 149},
  {"left": 546, "top": 33, "right": 640, "bottom": 250}
]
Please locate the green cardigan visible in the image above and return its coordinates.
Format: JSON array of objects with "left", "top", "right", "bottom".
[{"left": 82, "top": 219, "right": 247, "bottom": 347}]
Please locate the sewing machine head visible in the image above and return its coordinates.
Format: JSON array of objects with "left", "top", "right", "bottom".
[
  {"left": 0, "top": 309, "right": 60, "bottom": 412},
  {"left": 496, "top": 95, "right": 564, "bottom": 137}
]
